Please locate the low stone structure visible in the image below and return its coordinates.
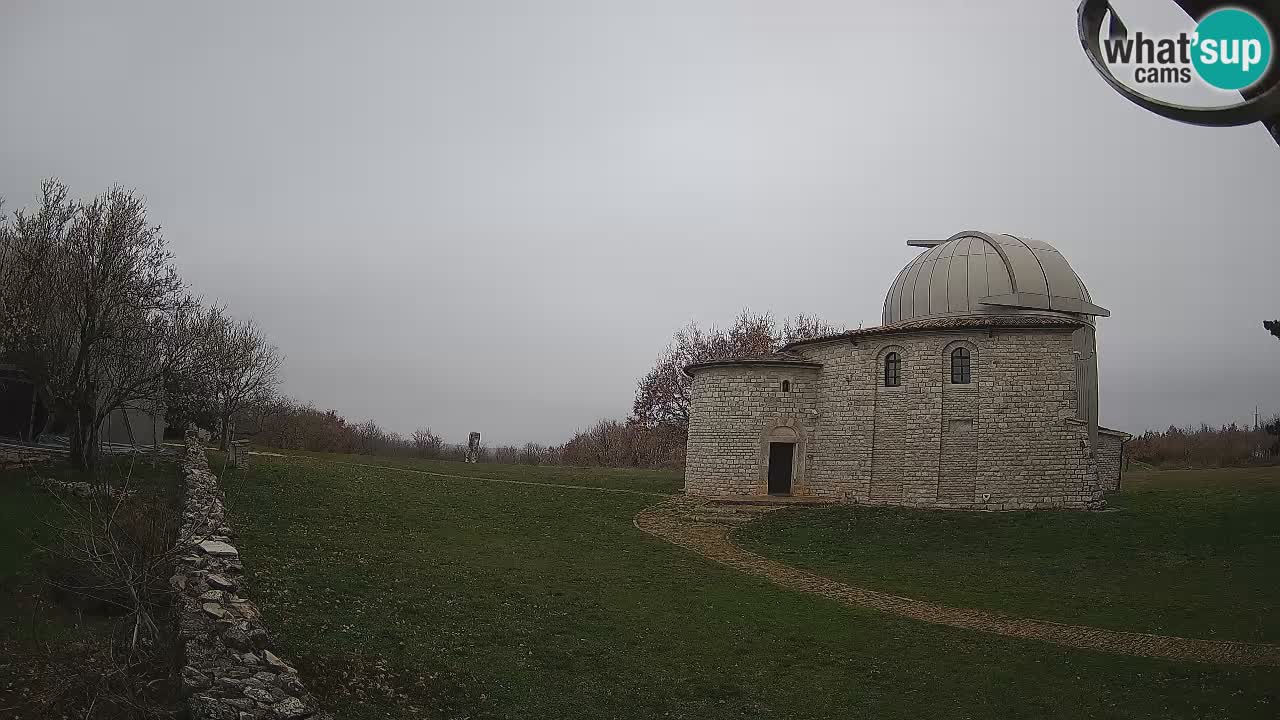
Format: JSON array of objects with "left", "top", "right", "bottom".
[
  {"left": 685, "top": 231, "right": 1130, "bottom": 510},
  {"left": 1095, "top": 428, "right": 1129, "bottom": 492},
  {"left": 0, "top": 443, "right": 58, "bottom": 470},
  {"left": 40, "top": 476, "right": 133, "bottom": 499},
  {"left": 172, "top": 431, "right": 328, "bottom": 720}
]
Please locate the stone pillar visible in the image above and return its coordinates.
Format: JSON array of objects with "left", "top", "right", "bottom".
[
  {"left": 466, "top": 432, "right": 481, "bottom": 463},
  {"left": 229, "top": 440, "right": 250, "bottom": 470}
]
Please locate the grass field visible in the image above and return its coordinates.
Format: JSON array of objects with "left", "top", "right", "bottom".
[
  {"left": 241, "top": 449, "right": 686, "bottom": 494},
  {"left": 737, "top": 467, "right": 1280, "bottom": 644},
  {"left": 0, "top": 462, "right": 80, "bottom": 641},
  {"left": 219, "top": 454, "right": 1279, "bottom": 720},
  {"left": 0, "top": 454, "right": 180, "bottom": 716}
]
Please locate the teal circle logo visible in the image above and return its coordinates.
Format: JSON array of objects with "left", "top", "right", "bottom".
[{"left": 1191, "top": 8, "right": 1272, "bottom": 90}]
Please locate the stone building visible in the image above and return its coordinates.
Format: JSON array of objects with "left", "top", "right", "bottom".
[
  {"left": 0, "top": 363, "right": 166, "bottom": 447},
  {"left": 684, "top": 230, "right": 1129, "bottom": 510}
]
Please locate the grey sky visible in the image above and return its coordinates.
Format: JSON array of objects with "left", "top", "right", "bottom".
[{"left": 2, "top": 0, "right": 1278, "bottom": 445}]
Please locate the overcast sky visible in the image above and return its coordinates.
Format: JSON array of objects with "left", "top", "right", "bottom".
[{"left": 2, "top": 0, "right": 1278, "bottom": 444}]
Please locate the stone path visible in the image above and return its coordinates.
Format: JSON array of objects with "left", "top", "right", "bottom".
[{"left": 635, "top": 497, "right": 1280, "bottom": 667}]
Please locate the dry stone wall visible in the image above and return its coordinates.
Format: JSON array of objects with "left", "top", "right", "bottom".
[{"left": 172, "top": 431, "right": 328, "bottom": 720}]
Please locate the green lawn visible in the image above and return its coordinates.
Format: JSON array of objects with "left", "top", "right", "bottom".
[
  {"left": 263, "top": 450, "right": 686, "bottom": 494},
  {"left": 0, "top": 462, "right": 67, "bottom": 632},
  {"left": 0, "top": 454, "right": 180, "bottom": 716},
  {"left": 1, "top": 453, "right": 178, "bottom": 632},
  {"left": 736, "top": 467, "right": 1280, "bottom": 644},
  {"left": 220, "top": 456, "right": 1278, "bottom": 720}
]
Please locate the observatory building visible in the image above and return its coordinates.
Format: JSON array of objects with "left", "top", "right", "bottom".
[{"left": 683, "top": 230, "right": 1128, "bottom": 510}]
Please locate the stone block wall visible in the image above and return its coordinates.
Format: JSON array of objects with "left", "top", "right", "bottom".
[
  {"left": 966, "top": 331, "right": 1100, "bottom": 509},
  {"left": 172, "top": 432, "right": 328, "bottom": 720},
  {"left": 939, "top": 374, "right": 980, "bottom": 504},
  {"left": 687, "top": 327, "right": 1108, "bottom": 510},
  {"left": 1096, "top": 429, "right": 1127, "bottom": 492},
  {"left": 797, "top": 342, "right": 878, "bottom": 501},
  {"left": 685, "top": 364, "right": 818, "bottom": 496}
]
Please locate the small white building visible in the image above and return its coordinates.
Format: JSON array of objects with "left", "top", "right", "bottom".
[
  {"left": 98, "top": 400, "right": 168, "bottom": 447},
  {"left": 0, "top": 365, "right": 166, "bottom": 447}
]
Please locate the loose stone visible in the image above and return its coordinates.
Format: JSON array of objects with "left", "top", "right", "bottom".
[
  {"left": 271, "top": 696, "right": 311, "bottom": 720},
  {"left": 198, "top": 539, "right": 240, "bottom": 557},
  {"left": 207, "top": 573, "right": 237, "bottom": 591},
  {"left": 202, "top": 602, "right": 228, "bottom": 620},
  {"left": 262, "top": 649, "right": 296, "bottom": 674}
]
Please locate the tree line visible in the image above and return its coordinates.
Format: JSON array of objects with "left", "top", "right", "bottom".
[
  {"left": 0, "top": 179, "right": 838, "bottom": 472},
  {"left": 0, "top": 180, "right": 282, "bottom": 470},
  {"left": 9, "top": 175, "right": 1273, "bottom": 474},
  {"left": 1127, "top": 420, "right": 1279, "bottom": 469},
  {"left": 234, "top": 309, "right": 841, "bottom": 468},
  {"left": 240, "top": 402, "right": 690, "bottom": 468}
]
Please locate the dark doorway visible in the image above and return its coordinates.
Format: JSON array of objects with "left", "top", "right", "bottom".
[
  {"left": 767, "top": 442, "right": 794, "bottom": 495},
  {"left": 0, "top": 378, "right": 38, "bottom": 439}
]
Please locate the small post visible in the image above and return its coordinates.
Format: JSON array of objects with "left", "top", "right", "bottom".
[
  {"left": 230, "top": 439, "right": 251, "bottom": 470},
  {"left": 26, "top": 385, "right": 37, "bottom": 442}
]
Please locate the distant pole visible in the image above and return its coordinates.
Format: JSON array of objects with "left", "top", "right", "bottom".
[{"left": 26, "top": 386, "right": 37, "bottom": 442}]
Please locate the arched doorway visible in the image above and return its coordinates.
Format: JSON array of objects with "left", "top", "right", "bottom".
[{"left": 766, "top": 425, "right": 799, "bottom": 495}]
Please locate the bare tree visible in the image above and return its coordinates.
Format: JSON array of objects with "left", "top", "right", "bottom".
[
  {"left": 782, "top": 312, "right": 843, "bottom": 345},
  {"left": 205, "top": 310, "right": 282, "bottom": 450},
  {"left": 412, "top": 427, "right": 444, "bottom": 457},
  {"left": 519, "top": 442, "right": 545, "bottom": 465},
  {"left": 161, "top": 301, "right": 226, "bottom": 432},
  {"left": 630, "top": 309, "right": 843, "bottom": 431},
  {"left": 0, "top": 197, "right": 12, "bottom": 356},
  {"left": 0, "top": 181, "right": 191, "bottom": 470}
]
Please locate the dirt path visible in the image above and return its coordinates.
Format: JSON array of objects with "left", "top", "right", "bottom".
[{"left": 635, "top": 497, "right": 1280, "bottom": 667}]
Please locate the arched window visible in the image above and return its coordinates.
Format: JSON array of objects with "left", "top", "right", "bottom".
[
  {"left": 884, "top": 352, "right": 900, "bottom": 387},
  {"left": 951, "top": 347, "right": 971, "bottom": 384},
  {"left": 781, "top": 380, "right": 790, "bottom": 392}
]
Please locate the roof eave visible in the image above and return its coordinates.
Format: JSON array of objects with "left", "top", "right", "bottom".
[
  {"left": 981, "top": 293, "right": 1111, "bottom": 317},
  {"left": 683, "top": 358, "right": 824, "bottom": 377},
  {"left": 781, "top": 316, "right": 1087, "bottom": 352}
]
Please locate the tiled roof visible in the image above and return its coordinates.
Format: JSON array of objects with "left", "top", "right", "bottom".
[
  {"left": 684, "top": 315, "right": 1085, "bottom": 375},
  {"left": 782, "top": 314, "right": 1086, "bottom": 351},
  {"left": 684, "top": 351, "right": 823, "bottom": 376}
]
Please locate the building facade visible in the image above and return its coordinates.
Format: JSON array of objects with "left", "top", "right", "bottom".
[
  {"left": 0, "top": 364, "right": 166, "bottom": 447},
  {"left": 684, "top": 231, "right": 1129, "bottom": 510}
]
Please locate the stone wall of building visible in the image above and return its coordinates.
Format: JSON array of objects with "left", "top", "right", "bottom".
[
  {"left": 685, "top": 364, "right": 819, "bottom": 496},
  {"left": 963, "top": 331, "right": 1099, "bottom": 510},
  {"left": 1096, "top": 429, "right": 1127, "bottom": 492},
  {"left": 172, "top": 431, "right": 328, "bottom": 720},
  {"left": 939, "top": 361, "right": 980, "bottom": 505},
  {"left": 686, "top": 327, "right": 1107, "bottom": 510}
]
